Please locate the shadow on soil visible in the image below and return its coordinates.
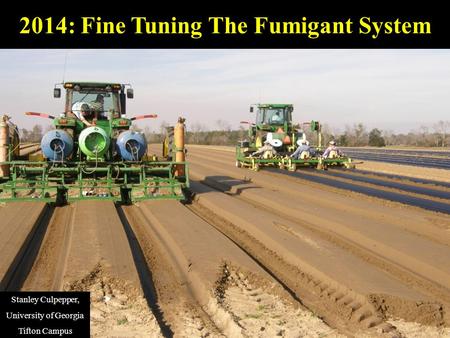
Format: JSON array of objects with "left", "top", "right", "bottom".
[
  {"left": 194, "top": 175, "right": 261, "bottom": 196},
  {"left": 1, "top": 205, "right": 54, "bottom": 291},
  {"left": 116, "top": 206, "right": 174, "bottom": 338}
]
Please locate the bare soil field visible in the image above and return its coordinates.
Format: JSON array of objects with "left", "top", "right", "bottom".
[{"left": 0, "top": 144, "right": 449, "bottom": 337}]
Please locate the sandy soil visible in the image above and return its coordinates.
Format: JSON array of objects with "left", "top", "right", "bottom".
[
  {"left": 67, "top": 264, "right": 163, "bottom": 338},
  {"left": 219, "top": 265, "right": 343, "bottom": 337},
  {"left": 388, "top": 318, "right": 450, "bottom": 338},
  {"left": 18, "top": 201, "right": 163, "bottom": 338},
  {"left": 1, "top": 144, "right": 448, "bottom": 337},
  {"left": 357, "top": 160, "right": 450, "bottom": 183},
  {"left": 0, "top": 202, "right": 47, "bottom": 290},
  {"left": 125, "top": 201, "right": 342, "bottom": 337},
  {"left": 184, "top": 146, "right": 450, "bottom": 330}
]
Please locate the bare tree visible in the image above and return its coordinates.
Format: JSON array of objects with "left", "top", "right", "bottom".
[
  {"left": 20, "top": 128, "right": 30, "bottom": 142},
  {"left": 30, "top": 125, "right": 43, "bottom": 143},
  {"left": 188, "top": 122, "right": 206, "bottom": 144},
  {"left": 216, "top": 119, "right": 231, "bottom": 131},
  {"left": 353, "top": 123, "right": 367, "bottom": 146},
  {"left": 433, "top": 120, "right": 449, "bottom": 147},
  {"left": 382, "top": 129, "right": 394, "bottom": 146}
]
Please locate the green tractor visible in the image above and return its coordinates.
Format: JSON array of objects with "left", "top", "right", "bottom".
[
  {"left": 0, "top": 82, "right": 189, "bottom": 204},
  {"left": 235, "top": 103, "right": 353, "bottom": 171}
]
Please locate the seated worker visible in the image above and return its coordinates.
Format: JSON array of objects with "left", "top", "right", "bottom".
[
  {"left": 251, "top": 140, "right": 277, "bottom": 159},
  {"left": 90, "top": 94, "right": 105, "bottom": 119},
  {"left": 270, "top": 111, "right": 283, "bottom": 123},
  {"left": 290, "top": 140, "right": 311, "bottom": 159},
  {"left": 322, "top": 140, "right": 343, "bottom": 159},
  {"left": 72, "top": 102, "right": 96, "bottom": 127}
]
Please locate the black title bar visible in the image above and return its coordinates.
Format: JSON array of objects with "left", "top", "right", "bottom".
[{"left": 1, "top": 7, "right": 448, "bottom": 48}]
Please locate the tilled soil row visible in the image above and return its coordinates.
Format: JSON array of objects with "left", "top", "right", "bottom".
[
  {"left": 123, "top": 201, "right": 339, "bottom": 337},
  {"left": 187, "top": 198, "right": 399, "bottom": 336},
  {"left": 12, "top": 201, "right": 165, "bottom": 337},
  {"left": 3, "top": 198, "right": 334, "bottom": 337}
]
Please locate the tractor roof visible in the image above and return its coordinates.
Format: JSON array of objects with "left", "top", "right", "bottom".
[
  {"left": 257, "top": 103, "right": 293, "bottom": 108},
  {"left": 64, "top": 82, "right": 123, "bottom": 91}
]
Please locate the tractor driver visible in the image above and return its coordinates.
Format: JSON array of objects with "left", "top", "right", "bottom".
[{"left": 270, "top": 110, "right": 283, "bottom": 123}]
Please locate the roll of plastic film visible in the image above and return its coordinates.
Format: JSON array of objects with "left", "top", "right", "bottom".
[
  {"left": 41, "top": 129, "right": 74, "bottom": 161},
  {"left": 79, "top": 127, "right": 110, "bottom": 158},
  {"left": 116, "top": 130, "right": 147, "bottom": 161}
]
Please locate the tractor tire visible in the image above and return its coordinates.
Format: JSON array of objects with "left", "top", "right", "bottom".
[{"left": 235, "top": 160, "right": 242, "bottom": 168}]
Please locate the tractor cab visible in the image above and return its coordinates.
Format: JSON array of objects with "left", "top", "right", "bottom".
[
  {"left": 56, "top": 82, "right": 133, "bottom": 118},
  {"left": 50, "top": 82, "right": 136, "bottom": 139},
  {"left": 246, "top": 103, "right": 301, "bottom": 150},
  {"left": 252, "top": 104, "right": 293, "bottom": 131}
]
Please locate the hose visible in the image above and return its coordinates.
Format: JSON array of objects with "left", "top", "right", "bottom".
[
  {"left": 48, "top": 141, "right": 65, "bottom": 173},
  {"left": 126, "top": 141, "right": 140, "bottom": 161},
  {"left": 81, "top": 147, "right": 99, "bottom": 175}
]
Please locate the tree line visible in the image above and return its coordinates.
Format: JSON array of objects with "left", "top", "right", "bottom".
[
  {"left": 19, "top": 120, "right": 450, "bottom": 148},
  {"left": 315, "top": 121, "right": 450, "bottom": 147}
]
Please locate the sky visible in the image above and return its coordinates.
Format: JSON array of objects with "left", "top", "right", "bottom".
[{"left": 0, "top": 49, "right": 449, "bottom": 133}]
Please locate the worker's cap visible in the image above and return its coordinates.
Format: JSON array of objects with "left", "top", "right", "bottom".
[
  {"left": 80, "top": 103, "right": 91, "bottom": 112},
  {"left": 329, "top": 140, "right": 336, "bottom": 145},
  {"left": 263, "top": 140, "right": 270, "bottom": 144},
  {"left": 96, "top": 94, "right": 104, "bottom": 101}
]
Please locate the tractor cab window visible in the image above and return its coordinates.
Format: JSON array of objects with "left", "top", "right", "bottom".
[
  {"left": 257, "top": 108, "right": 286, "bottom": 125},
  {"left": 71, "top": 90, "right": 119, "bottom": 119}
]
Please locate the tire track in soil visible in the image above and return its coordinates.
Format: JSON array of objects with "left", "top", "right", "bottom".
[
  {"left": 158, "top": 147, "right": 450, "bottom": 326},
  {"left": 187, "top": 199, "right": 400, "bottom": 337},
  {"left": 122, "top": 201, "right": 341, "bottom": 337},
  {"left": 216, "top": 264, "right": 343, "bottom": 338}
]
